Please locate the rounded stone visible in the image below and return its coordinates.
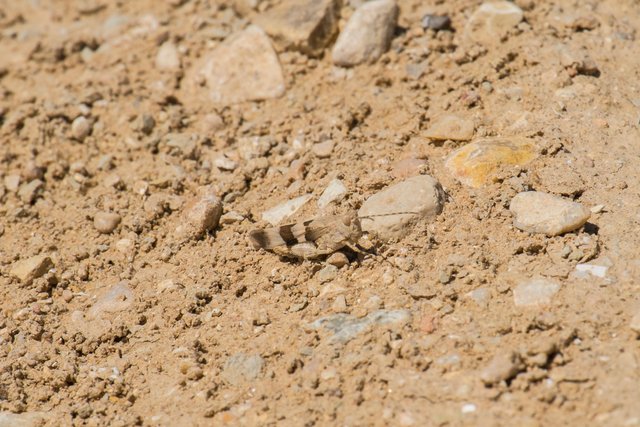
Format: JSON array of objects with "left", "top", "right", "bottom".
[
  {"left": 71, "top": 116, "right": 92, "bottom": 141},
  {"left": 175, "top": 187, "right": 223, "bottom": 240},
  {"left": 358, "top": 175, "right": 445, "bottom": 241},
  {"left": 93, "top": 212, "right": 122, "bottom": 234},
  {"left": 510, "top": 191, "right": 590, "bottom": 236}
]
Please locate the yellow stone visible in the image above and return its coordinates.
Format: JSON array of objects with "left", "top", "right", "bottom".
[{"left": 445, "top": 137, "right": 537, "bottom": 188}]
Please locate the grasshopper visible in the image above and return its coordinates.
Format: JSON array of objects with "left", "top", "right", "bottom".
[{"left": 248, "top": 213, "right": 363, "bottom": 260}]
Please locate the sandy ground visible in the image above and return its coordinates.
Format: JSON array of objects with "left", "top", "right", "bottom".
[{"left": 1, "top": 0, "right": 640, "bottom": 425}]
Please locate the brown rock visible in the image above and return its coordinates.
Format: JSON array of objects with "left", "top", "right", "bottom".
[
  {"left": 10, "top": 255, "right": 54, "bottom": 284},
  {"left": 255, "top": 0, "right": 341, "bottom": 56},
  {"left": 175, "top": 187, "right": 223, "bottom": 241},
  {"left": 94, "top": 212, "right": 122, "bottom": 234}
]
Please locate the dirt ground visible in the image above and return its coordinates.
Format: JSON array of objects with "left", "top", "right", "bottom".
[{"left": 1, "top": 0, "right": 640, "bottom": 425}]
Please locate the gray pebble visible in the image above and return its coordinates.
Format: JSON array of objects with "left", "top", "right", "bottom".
[
  {"left": 307, "top": 309, "right": 411, "bottom": 344},
  {"left": 222, "top": 353, "right": 264, "bottom": 386},
  {"left": 480, "top": 351, "right": 524, "bottom": 385},
  {"left": 421, "top": 14, "right": 451, "bottom": 31}
]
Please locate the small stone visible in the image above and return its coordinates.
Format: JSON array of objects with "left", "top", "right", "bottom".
[
  {"left": 214, "top": 156, "right": 238, "bottom": 171},
  {"left": 10, "top": 255, "right": 54, "bottom": 284},
  {"left": 590, "top": 204, "right": 605, "bottom": 214},
  {"left": 513, "top": 278, "right": 561, "bottom": 307},
  {"left": 405, "top": 283, "right": 437, "bottom": 299},
  {"left": 465, "top": 1, "right": 523, "bottom": 45},
  {"left": 22, "top": 161, "right": 44, "bottom": 181},
  {"left": 199, "top": 113, "right": 225, "bottom": 134},
  {"left": 220, "top": 211, "right": 245, "bottom": 224},
  {"left": 87, "top": 281, "right": 134, "bottom": 319},
  {"left": 445, "top": 137, "right": 537, "bottom": 188},
  {"left": 317, "top": 178, "right": 347, "bottom": 209},
  {"left": 184, "top": 25, "right": 285, "bottom": 105},
  {"left": 392, "top": 158, "right": 427, "bottom": 179},
  {"left": 133, "top": 180, "right": 149, "bottom": 196},
  {"left": 0, "top": 411, "right": 48, "bottom": 427},
  {"left": 71, "top": 116, "right": 92, "bottom": 141},
  {"left": 175, "top": 187, "right": 223, "bottom": 241},
  {"left": 221, "top": 353, "right": 264, "bottom": 386},
  {"left": 4, "top": 174, "right": 20, "bottom": 192},
  {"left": 17, "top": 179, "right": 44, "bottom": 204},
  {"left": 421, "top": 14, "right": 452, "bottom": 31},
  {"left": 332, "top": 0, "right": 399, "bottom": 67},
  {"left": 480, "top": 351, "right": 524, "bottom": 385},
  {"left": 136, "top": 114, "right": 156, "bottom": 135},
  {"left": 630, "top": 312, "right": 640, "bottom": 337},
  {"left": 332, "top": 295, "right": 348, "bottom": 313},
  {"left": 318, "top": 265, "right": 338, "bottom": 283},
  {"left": 255, "top": 0, "right": 341, "bottom": 56},
  {"left": 155, "top": 41, "right": 181, "bottom": 71},
  {"left": 358, "top": 175, "right": 445, "bottom": 241},
  {"left": 424, "top": 114, "right": 474, "bottom": 141},
  {"left": 574, "top": 263, "right": 608, "bottom": 279},
  {"left": 93, "top": 212, "right": 122, "bottom": 234},
  {"left": 326, "top": 252, "right": 349, "bottom": 268},
  {"left": 312, "top": 139, "right": 334, "bottom": 158},
  {"left": 253, "top": 310, "right": 270, "bottom": 326},
  {"left": 465, "top": 288, "right": 491, "bottom": 307},
  {"left": 262, "top": 194, "right": 312, "bottom": 226},
  {"left": 510, "top": 191, "right": 590, "bottom": 236}
]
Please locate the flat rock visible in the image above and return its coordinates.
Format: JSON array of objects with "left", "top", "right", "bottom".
[
  {"left": 254, "top": 0, "right": 341, "bottom": 56},
  {"left": 465, "top": 1, "right": 523, "bottom": 45},
  {"left": 262, "top": 194, "right": 312, "bottom": 226},
  {"left": 222, "top": 353, "right": 264, "bottom": 386},
  {"left": 94, "top": 211, "right": 122, "bottom": 234},
  {"left": 10, "top": 255, "right": 54, "bottom": 284},
  {"left": 358, "top": 175, "right": 444, "bottom": 241},
  {"left": 332, "top": 0, "right": 398, "bottom": 66},
  {"left": 308, "top": 309, "right": 411, "bottom": 344},
  {"left": 184, "top": 25, "right": 285, "bottom": 105},
  {"left": 513, "top": 278, "right": 560, "bottom": 307},
  {"left": 318, "top": 179, "right": 347, "bottom": 209},
  {"left": 175, "top": 186, "right": 223, "bottom": 241},
  {"left": 510, "top": 191, "right": 590, "bottom": 236},
  {"left": 445, "top": 137, "right": 537, "bottom": 188},
  {"left": 87, "top": 281, "right": 134, "bottom": 319},
  {"left": 425, "top": 114, "right": 474, "bottom": 141}
]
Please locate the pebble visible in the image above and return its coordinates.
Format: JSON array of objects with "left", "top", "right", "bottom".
[
  {"left": 318, "top": 265, "right": 338, "bottom": 283},
  {"left": 87, "top": 281, "right": 134, "bottom": 319},
  {"left": 480, "top": 351, "right": 524, "bottom": 385},
  {"left": 262, "top": 194, "right": 312, "bottom": 226},
  {"left": 326, "top": 252, "right": 349, "bottom": 268},
  {"left": 214, "top": 155, "right": 238, "bottom": 171},
  {"left": 175, "top": 187, "right": 223, "bottom": 241},
  {"left": 307, "top": 309, "right": 411, "bottom": 344},
  {"left": 445, "top": 137, "right": 537, "bottom": 188},
  {"left": 332, "top": 0, "right": 398, "bottom": 67},
  {"left": 513, "top": 278, "right": 561, "bottom": 307},
  {"left": 574, "top": 263, "right": 608, "bottom": 279},
  {"left": 17, "top": 179, "right": 43, "bottom": 204},
  {"left": 312, "top": 139, "right": 334, "bottom": 158},
  {"left": 255, "top": 0, "right": 341, "bottom": 56},
  {"left": 4, "top": 174, "right": 20, "bottom": 192},
  {"left": 465, "top": 287, "right": 491, "bottom": 307},
  {"left": 405, "top": 283, "right": 436, "bottom": 299},
  {"left": 155, "top": 41, "right": 181, "bottom": 71},
  {"left": 391, "top": 158, "right": 426, "bottom": 179},
  {"left": 317, "top": 178, "right": 347, "bottom": 209},
  {"left": 332, "top": 295, "right": 348, "bottom": 313},
  {"left": 93, "top": 211, "right": 122, "bottom": 234},
  {"left": 22, "top": 161, "right": 44, "bottom": 181},
  {"left": 185, "top": 25, "right": 285, "bottom": 105},
  {"left": 10, "top": 255, "right": 54, "bottom": 284},
  {"left": 71, "top": 116, "right": 92, "bottom": 141},
  {"left": 424, "top": 114, "right": 474, "bottom": 141},
  {"left": 630, "top": 312, "right": 640, "bottom": 337},
  {"left": 465, "top": 1, "right": 523, "bottom": 45},
  {"left": 421, "top": 14, "right": 452, "bottom": 31},
  {"left": 358, "top": 175, "right": 445, "bottom": 241},
  {"left": 510, "top": 191, "right": 590, "bottom": 236},
  {"left": 221, "top": 353, "right": 264, "bottom": 386}
]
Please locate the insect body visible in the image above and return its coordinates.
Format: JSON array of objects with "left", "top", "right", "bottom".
[{"left": 248, "top": 213, "right": 362, "bottom": 260}]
